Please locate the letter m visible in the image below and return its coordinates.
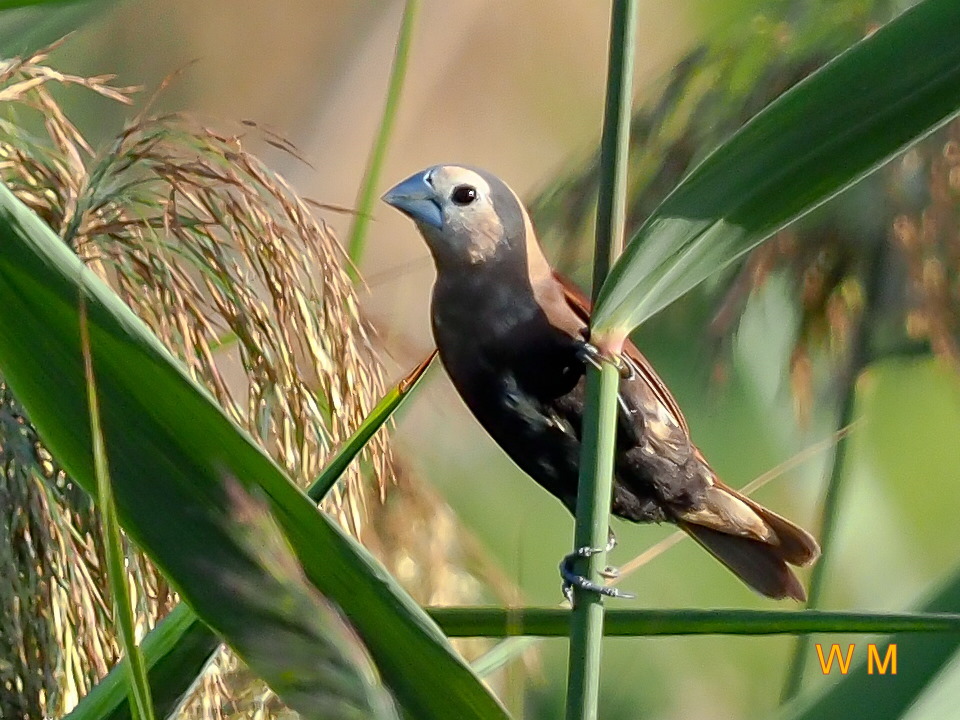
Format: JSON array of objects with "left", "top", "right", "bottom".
[{"left": 868, "top": 644, "right": 897, "bottom": 675}]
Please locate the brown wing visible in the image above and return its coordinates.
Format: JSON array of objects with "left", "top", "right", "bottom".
[
  {"left": 552, "top": 271, "right": 690, "bottom": 434},
  {"left": 554, "top": 274, "right": 819, "bottom": 598}
]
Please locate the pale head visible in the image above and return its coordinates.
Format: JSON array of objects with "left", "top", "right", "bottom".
[{"left": 382, "top": 164, "right": 548, "bottom": 276}]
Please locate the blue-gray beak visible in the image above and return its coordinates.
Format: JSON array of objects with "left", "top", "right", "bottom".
[{"left": 382, "top": 171, "right": 443, "bottom": 229}]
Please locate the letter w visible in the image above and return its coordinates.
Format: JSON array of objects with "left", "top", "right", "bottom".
[{"left": 816, "top": 644, "right": 856, "bottom": 674}]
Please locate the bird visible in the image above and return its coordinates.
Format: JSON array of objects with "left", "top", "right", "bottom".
[{"left": 382, "top": 164, "right": 820, "bottom": 601}]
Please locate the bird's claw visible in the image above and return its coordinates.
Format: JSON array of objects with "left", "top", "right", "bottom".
[
  {"left": 600, "top": 565, "right": 620, "bottom": 580},
  {"left": 559, "top": 542, "right": 635, "bottom": 604},
  {"left": 576, "top": 341, "right": 636, "bottom": 380}
]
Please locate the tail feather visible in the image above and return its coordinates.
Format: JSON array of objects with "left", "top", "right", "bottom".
[
  {"left": 681, "top": 522, "right": 808, "bottom": 601},
  {"left": 733, "top": 491, "right": 821, "bottom": 567},
  {"left": 678, "top": 481, "right": 820, "bottom": 601}
]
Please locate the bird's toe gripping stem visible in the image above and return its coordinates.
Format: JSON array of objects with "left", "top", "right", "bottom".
[
  {"left": 576, "top": 341, "right": 636, "bottom": 380},
  {"left": 560, "top": 534, "right": 635, "bottom": 603}
]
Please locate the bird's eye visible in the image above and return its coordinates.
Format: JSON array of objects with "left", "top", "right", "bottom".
[{"left": 451, "top": 184, "right": 478, "bottom": 206}]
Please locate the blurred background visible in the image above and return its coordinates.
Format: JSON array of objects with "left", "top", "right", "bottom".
[{"left": 5, "top": 0, "right": 960, "bottom": 718}]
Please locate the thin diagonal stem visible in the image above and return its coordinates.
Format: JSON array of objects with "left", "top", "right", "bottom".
[{"left": 80, "top": 300, "right": 155, "bottom": 720}]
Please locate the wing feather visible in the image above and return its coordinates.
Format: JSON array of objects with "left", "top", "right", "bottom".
[{"left": 552, "top": 271, "right": 690, "bottom": 434}]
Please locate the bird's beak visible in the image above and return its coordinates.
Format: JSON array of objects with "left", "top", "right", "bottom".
[{"left": 382, "top": 172, "right": 443, "bottom": 229}]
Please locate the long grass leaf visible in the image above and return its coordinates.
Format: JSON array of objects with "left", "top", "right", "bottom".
[
  {"left": 64, "top": 604, "right": 218, "bottom": 720},
  {"left": 64, "top": 352, "right": 436, "bottom": 720},
  {"left": 592, "top": 0, "right": 960, "bottom": 337},
  {"left": 0, "top": 180, "right": 508, "bottom": 718}
]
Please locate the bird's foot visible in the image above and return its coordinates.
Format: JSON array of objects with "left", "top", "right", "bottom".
[
  {"left": 560, "top": 539, "right": 634, "bottom": 604},
  {"left": 576, "top": 341, "right": 636, "bottom": 380}
]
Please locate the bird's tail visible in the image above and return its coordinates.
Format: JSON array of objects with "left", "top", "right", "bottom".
[{"left": 677, "top": 481, "right": 820, "bottom": 601}]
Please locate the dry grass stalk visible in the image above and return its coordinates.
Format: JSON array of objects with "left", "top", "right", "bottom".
[{"left": 0, "top": 41, "right": 395, "bottom": 719}]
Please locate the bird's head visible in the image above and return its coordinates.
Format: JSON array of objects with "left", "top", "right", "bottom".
[{"left": 383, "top": 164, "right": 547, "bottom": 275}]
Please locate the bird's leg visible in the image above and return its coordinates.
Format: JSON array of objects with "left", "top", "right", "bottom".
[
  {"left": 577, "top": 341, "right": 637, "bottom": 418},
  {"left": 560, "top": 530, "right": 635, "bottom": 603},
  {"left": 576, "top": 340, "right": 636, "bottom": 380}
]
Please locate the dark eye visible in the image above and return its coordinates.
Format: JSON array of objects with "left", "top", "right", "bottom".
[{"left": 451, "top": 184, "right": 478, "bottom": 206}]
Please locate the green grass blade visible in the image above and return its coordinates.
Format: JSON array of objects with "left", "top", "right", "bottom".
[
  {"left": 428, "top": 608, "right": 960, "bottom": 637},
  {"left": 309, "top": 350, "right": 436, "bottom": 498},
  {"left": 77, "top": 269, "right": 399, "bottom": 720},
  {"left": 64, "top": 604, "right": 220, "bottom": 720},
  {"left": 0, "top": 1, "right": 110, "bottom": 55},
  {"left": 0, "top": 184, "right": 508, "bottom": 718},
  {"left": 591, "top": 0, "right": 960, "bottom": 336},
  {"left": 345, "top": 0, "right": 419, "bottom": 277},
  {"left": 0, "top": 0, "right": 89, "bottom": 9},
  {"left": 218, "top": 477, "right": 402, "bottom": 720},
  {"left": 65, "top": 352, "right": 436, "bottom": 720},
  {"left": 80, "top": 302, "right": 156, "bottom": 720}
]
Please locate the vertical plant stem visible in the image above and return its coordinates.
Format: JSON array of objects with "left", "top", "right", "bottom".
[
  {"left": 781, "top": 237, "right": 889, "bottom": 702},
  {"left": 564, "top": 365, "right": 622, "bottom": 720},
  {"left": 346, "top": 0, "right": 419, "bottom": 280},
  {"left": 589, "top": 3, "right": 636, "bottom": 301},
  {"left": 80, "top": 300, "right": 156, "bottom": 720},
  {"left": 564, "top": 2, "right": 637, "bottom": 719}
]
